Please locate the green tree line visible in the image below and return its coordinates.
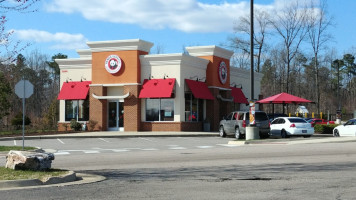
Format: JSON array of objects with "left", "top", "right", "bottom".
[
  {"left": 227, "top": 0, "right": 356, "bottom": 119},
  {"left": 0, "top": 52, "right": 64, "bottom": 129}
]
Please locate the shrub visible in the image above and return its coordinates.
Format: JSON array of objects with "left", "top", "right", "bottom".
[
  {"left": 87, "top": 120, "right": 98, "bottom": 131},
  {"left": 70, "top": 119, "right": 82, "bottom": 131},
  {"left": 11, "top": 112, "right": 31, "bottom": 126},
  {"left": 314, "top": 124, "right": 338, "bottom": 134}
]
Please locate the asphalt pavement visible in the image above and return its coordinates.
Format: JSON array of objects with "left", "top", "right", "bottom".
[{"left": 1, "top": 130, "right": 356, "bottom": 190}]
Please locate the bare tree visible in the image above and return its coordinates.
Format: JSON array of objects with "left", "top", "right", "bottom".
[
  {"left": 306, "top": 0, "right": 333, "bottom": 113},
  {"left": 229, "top": 9, "right": 271, "bottom": 72},
  {"left": 0, "top": 0, "right": 39, "bottom": 63},
  {"left": 269, "top": 0, "right": 309, "bottom": 93}
]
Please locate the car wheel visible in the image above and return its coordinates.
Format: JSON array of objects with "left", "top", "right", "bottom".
[
  {"left": 219, "top": 126, "right": 226, "bottom": 137},
  {"left": 235, "top": 127, "right": 241, "bottom": 139},
  {"left": 281, "top": 130, "right": 287, "bottom": 138},
  {"left": 333, "top": 129, "right": 340, "bottom": 137}
]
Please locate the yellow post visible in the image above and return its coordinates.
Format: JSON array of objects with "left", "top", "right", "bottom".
[
  {"left": 296, "top": 113, "right": 298, "bottom": 117},
  {"left": 320, "top": 112, "right": 323, "bottom": 119},
  {"left": 305, "top": 113, "right": 307, "bottom": 118},
  {"left": 312, "top": 112, "right": 314, "bottom": 118},
  {"left": 289, "top": 113, "right": 291, "bottom": 117}
]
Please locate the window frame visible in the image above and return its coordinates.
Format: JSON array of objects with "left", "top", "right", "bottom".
[
  {"left": 65, "top": 99, "right": 89, "bottom": 122},
  {"left": 185, "top": 92, "right": 203, "bottom": 122},
  {"left": 145, "top": 98, "right": 174, "bottom": 122}
]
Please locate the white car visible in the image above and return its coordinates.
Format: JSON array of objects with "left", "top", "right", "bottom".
[
  {"left": 333, "top": 118, "right": 356, "bottom": 137},
  {"left": 270, "top": 117, "right": 314, "bottom": 138}
]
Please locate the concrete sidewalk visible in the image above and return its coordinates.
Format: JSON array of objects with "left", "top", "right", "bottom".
[
  {"left": 0, "top": 131, "right": 218, "bottom": 141},
  {"left": 229, "top": 135, "right": 356, "bottom": 145}
]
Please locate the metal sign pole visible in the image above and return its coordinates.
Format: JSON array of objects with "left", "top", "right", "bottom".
[{"left": 22, "top": 79, "right": 25, "bottom": 150}]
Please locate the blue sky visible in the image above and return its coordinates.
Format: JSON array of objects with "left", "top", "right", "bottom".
[{"left": 5, "top": 0, "right": 356, "bottom": 59}]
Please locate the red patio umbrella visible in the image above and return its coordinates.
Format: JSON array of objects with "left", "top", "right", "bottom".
[
  {"left": 256, "top": 92, "right": 312, "bottom": 104},
  {"left": 256, "top": 92, "right": 313, "bottom": 117}
]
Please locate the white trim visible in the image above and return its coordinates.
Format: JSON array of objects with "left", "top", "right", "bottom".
[
  {"left": 186, "top": 46, "right": 234, "bottom": 60},
  {"left": 87, "top": 39, "right": 153, "bottom": 53},
  {"left": 76, "top": 49, "right": 91, "bottom": 58},
  {"left": 217, "top": 94, "right": 234, "bottom": 102},
  {"left": 207, "top": 86, "right": 231, "bottom": 91},
  {"left": 92, "top": 92, "right": 130, "bottom": 100},
  {"left": 140, "top": 53, "right": 209, "bottom": 70},
  {"left": 56, "top": 58, "right": 92, "bottom": 66},
  {"left": 90, "top": 83, "right": 141, "bottom": 87}
]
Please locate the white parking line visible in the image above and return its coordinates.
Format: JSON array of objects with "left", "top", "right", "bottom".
[
  {"left": 112, "top": 149, "right": 130, "bottom": 152},
  {"left": 197, "top": 146, "right": 214, "bottom": 149},
  {"left": 57, "top": 138, "right": 65, "bottom": 144},
  {"left": 141, "top": 148, "right": 159, "bottom": 151},
  {"left": 216, "top": 144, "right": 240, "bottom": 147},
  {"left": 54, "top": 152, "right": 70, "bottom": 155},
  {"left": 99, "top": 138, "right": 110, "bottom": 143},
  {"left": 13, "top": 140, "right": 16, "bottom": 145},
  {"left": 84, "top": 151, "right": 100, "bottom": 154},
  {"left": 169, "top": 147, "right": 187, "bottom": 150}
]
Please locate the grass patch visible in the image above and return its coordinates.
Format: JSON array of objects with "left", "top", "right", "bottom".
[
  {"left": 0, "top": 167, "right": 68, "bottom": 181},
  {"left": 0, "top": 146, "right": 37, "bottom": 152}
]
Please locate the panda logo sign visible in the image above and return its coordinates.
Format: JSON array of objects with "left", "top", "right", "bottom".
[
  {"left": 218, "top": 61, "right": 227, "bottom": 84},
  {"left": 105, "top": 55, "right": 122, "bottom": 74}
]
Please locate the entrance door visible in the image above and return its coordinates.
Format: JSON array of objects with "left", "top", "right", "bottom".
[{"left": 108, "top": 101, "right": 124, "bottom": 131}]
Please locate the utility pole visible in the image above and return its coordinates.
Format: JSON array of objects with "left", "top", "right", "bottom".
[{"left": 250, "top": 0, "right": 254, "bottom": 101}]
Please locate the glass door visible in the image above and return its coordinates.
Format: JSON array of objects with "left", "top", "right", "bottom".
[{"left": 108, "top": 101, "right": 124, "bottom": 131}]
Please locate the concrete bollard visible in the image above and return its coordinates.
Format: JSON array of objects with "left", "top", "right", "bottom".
[{"left": 246, "top": 126, "right": 260, "bottom": 140}]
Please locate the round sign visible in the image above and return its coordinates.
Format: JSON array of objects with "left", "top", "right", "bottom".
[
  {"left": 105, "top": 55, "right": 122, "bottom": 74},
  {"left": 218, "top": 61, "right": 227, "bottom": 84}
]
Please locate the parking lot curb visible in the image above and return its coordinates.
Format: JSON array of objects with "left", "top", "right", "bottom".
[{"left": 0, "top": 172, "right": 106, "bottom": 191}]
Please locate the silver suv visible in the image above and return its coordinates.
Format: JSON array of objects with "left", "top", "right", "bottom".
[{"left": 219, "top": 111, "right": 270, "bottom": 139}]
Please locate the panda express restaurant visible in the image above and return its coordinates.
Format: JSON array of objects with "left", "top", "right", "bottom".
[{"left": 56, "top": 39, "right": 262, "bottom": 132}]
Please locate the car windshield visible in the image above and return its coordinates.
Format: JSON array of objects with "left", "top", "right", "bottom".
[
  {"left": 345, "top": 120, "right": 356, "bottom": 125},
  {"left": 288, "top": 118, "right": 307, "bottom": 123},
  {"left": 306, "top": 119, "right": 313, "bottom": 123}
]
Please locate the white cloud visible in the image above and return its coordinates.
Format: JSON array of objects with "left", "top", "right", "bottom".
[
  {"left": 44, "top": 0, "right": 271, "bottom": 33},
  {"left": 13, "top": 29, "right": 88, "bottom": 50}
]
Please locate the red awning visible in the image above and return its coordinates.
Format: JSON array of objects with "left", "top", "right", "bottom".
[
  {"left": 256, "top": 92, "right": 313, "bottom": 104},
  {"left": 185, "top": 79, "right": 214, "bottom": 100},
  {"left": 139, "top": 78, "right": 175, "bottom": 98},
  {"left": 57, "top": 81, "right": 91, "bottom": 100},
  {"left": 230, "top": 87, "right": 248, "bottom": 104}
]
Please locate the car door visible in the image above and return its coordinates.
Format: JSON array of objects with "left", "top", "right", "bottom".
[
  {"left": 344, "top": 120, "right": 356, "bottom": 136},
  {"left": 224, "top": 113, "right": 234, "bottom": 134},
  {"left": 270, "top": 118, "right": 281, "bottom": 136}
]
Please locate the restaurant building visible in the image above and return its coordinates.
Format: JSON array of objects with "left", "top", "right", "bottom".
[{"left": 56, "top": 39, "right": 262, "bottom": 132}]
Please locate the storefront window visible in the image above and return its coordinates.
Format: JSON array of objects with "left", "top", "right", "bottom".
[
  {"left": 146, "top": 99, "right": 174, "bottom": 121},
  {"left": 185, "top": 93, "right": 203, "bottom": 122},
  {"left": 232, "top": 102, "right": 240, "bottom": 111},
  {"left": 65, "top": 99, "right": 89, "bottom": 121}
]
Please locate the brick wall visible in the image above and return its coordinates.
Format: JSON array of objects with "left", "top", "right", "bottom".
[
  {"left": 141, "top": 122, "right": 203, "bottom": 131},
  {"left": 123, "top": 85, "right": 141, "bottom": 131},
  {"left": 206, "top": 88, "right": 220, "bottom": 131},
  {"left": 89, "top": 85, "right": 107, "bottom": 131}
]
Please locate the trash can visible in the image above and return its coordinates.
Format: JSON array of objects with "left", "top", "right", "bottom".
[{"left": 246, "top": 126, "right": 259, "bottom": 140}]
